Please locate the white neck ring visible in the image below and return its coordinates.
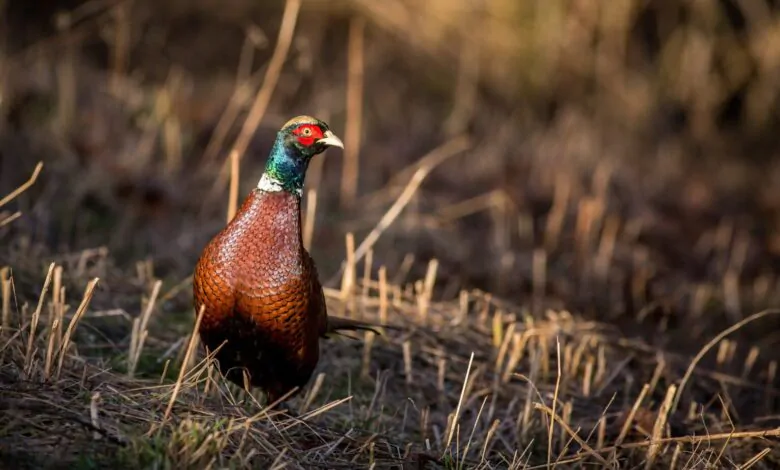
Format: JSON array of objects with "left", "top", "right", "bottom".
[{"left": 257, "top": 173, "right": 302, "bottom": 197}]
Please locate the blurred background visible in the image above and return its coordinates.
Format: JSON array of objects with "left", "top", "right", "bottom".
[{"left": 3, "top": 0, "right": 780, "bottom": 357}]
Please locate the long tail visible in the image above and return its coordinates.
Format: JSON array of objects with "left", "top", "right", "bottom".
[{"left": 324, "top": 315, "right": 400, "bottom": 339}]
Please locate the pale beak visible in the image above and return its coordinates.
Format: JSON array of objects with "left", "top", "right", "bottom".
[{"left": 316, "top": 130, "right": 344, "bottom": 149}]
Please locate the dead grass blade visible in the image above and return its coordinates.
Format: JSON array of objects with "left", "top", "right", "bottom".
[
  {"left": 738, "top": 448, "right": 773, "bottom": 469},
  {"left": 207, "top": 0, "right": 302, "bottom": 198},
  {"left": 444, "top": 351, "right": 475, "bottom": 456},
  {"left": 340, "top": 15, "right": 366, "bottom": 209},
  {"left": 0, "top": 162, "right": 43, "bottom": 210},
  {"left": 545, "top": 427, "right": 780, "bottom": 468},
  {"left": 56, "top": 277, "right": 99, "bottom": 379},
  {"left": 672, "top": 309, "right": 780, "bottom": 412},
  {"left": 0, "top": 211, "right": 22, "bottom": 228},
  {"left": 24, "top": 263, "right": 55, "bottom": 378},
  {"left": 162, "top": 304, "right": 206, "bottom": 424},
  {"left": 533, "top": 403, "right": 610, "bottom": 467},
  {"left": 327, "top": 136, "right": 471, "bottom": 286},
  {"left": 226, "top": 149, "right": 241, "bottom": 224}
]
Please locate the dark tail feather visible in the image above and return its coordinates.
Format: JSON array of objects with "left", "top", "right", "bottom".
[{"left": 325, "top": 316, "right": 400, "bottom": 338}]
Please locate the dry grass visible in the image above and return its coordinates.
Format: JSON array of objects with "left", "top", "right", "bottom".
[
  {"left": 3, "top": 242, "right": 780, "bottom": 469},
  {"left": 3, "top": 0, "right": 780, "bottom": 468},
  {"left": 2, "top": 169, "right": 780, "bottom": 468},
  {"left": 2, "top": 243, "right": 780, "bottom": 468}
]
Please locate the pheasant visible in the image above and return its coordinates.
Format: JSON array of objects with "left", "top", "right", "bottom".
[{"left": 193, "top": 115, "right": 381, "bottom": 406}]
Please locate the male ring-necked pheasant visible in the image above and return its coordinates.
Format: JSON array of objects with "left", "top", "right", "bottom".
[{"left": 193, "top": 115, "right": 380, "bottom": 405}]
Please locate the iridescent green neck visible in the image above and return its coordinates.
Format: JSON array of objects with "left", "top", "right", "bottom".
[{"left": 258, "top": 134, "right": 308, "bottom": 197}]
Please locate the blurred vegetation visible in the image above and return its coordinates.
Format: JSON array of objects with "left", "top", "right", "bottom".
[{"left": 3, "top": 0, "right": 780, "bottom": 332}]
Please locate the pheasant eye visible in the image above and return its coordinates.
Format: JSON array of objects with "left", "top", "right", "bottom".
[{"left": 301, "top": 127, "right": 312, "bottom": 136}]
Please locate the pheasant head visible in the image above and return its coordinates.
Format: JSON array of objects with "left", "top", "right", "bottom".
[{"left": 260, "top": 115, "right": 344, "bottom": 196}]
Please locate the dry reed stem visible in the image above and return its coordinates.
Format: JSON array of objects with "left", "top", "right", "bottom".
[
  {"left": 340, "top": 232, "right": 357, "bottom": 317},
  {"left": 672, "top": 309, "right": 780, "bottom": 412},
  {"left": 433, "top": 190, "right": 506, "bottom": 224},
  {"left": 24, "top": 263, "right": 55, "bottom": 378},
  {"left": 299, "top": 372, "right": 324, "bottom": 414},
  {"left": 0, "top": 211, "right": 22, "bottom": 228},
  {"left": 714, "top": 395, "right": 736, "bottom": 467},
  {"left": 1, "top": 268, "right": 11, "bottom": 331},
  {"left": 647, "top": 384, "right": 677, "bottom": 467},
  {"left": 480, "top": 418, "right": 500, "bottom": 462},
  {"left": 0, "top": 162, "right": 43, "bottom": 209},
  {"left": 158, "top": 275, "right": 194, "bottom": 305},
  {"left": 378, "top": 266, "right": 388, "bottom": 330},
  {"left": 42, "top": 268, "right": 64, "bottom": 381},
  {"left": 341, "top": 15, "right": 366, "bottom": 209},
  {"left": 218, "top": 0, "right": 301, "bottom": 184},
  {"left": 327, "top": 136, "right": 471, "bottom": 286},
  {"left": 444, "top": 351, "right": 475, "bottom": 456},
  {"left": 460, "top": 396, "right": 488, "bottom": 469},
  {"left": 161, "top": 72, "right": 184, "bottom": 174},
  {"left": 204, "top": 0, "right": 301, "bottom": 200},
  {"left": 56, "top": 277, "right": 98, "bottom": 379},
  {"left": 668, "top": 443, "right": 682, "bottom": 470},
  {"left": 418, "top": 259, "right": 438, "bottom": 321},
  {"left": 547, "top": 336, "right": 562, "bottom": 467},
  {"left": 544, "top": 174, "right": 571, "bottom": 252},
  {"left": 545, "top": 426, "right": 780, "bottom": 467},
  {"left": 199, "top": 23, "right": 270, "bottom": 168},
  {"left": 86, "top": 391, "right": 101, "bottom": 440},
  {"left": 162, "top": 304, "right": 206, "bottom": 424},
  {"left": 361, "top": 248, "right": 373, "bottom": 302},
  {"left": 227, "top": 149, "right": 241, "bottom": 224},
  {"left": 297, "top": 396, "right": 352, "bottom": 423},
  {"left": 533, "top": 403, "right": 610, "bottom": 467},
  {"left": 360, "top": 134, "right": 471, "bottom": 209},
  {"left": 128, "top": 279, "right": 162, "bottom": 378},
  {"left": 444, "top": 31, "right": 479, "bottom": 136},
  {"left": 739, "top": 448, "right": 772, "bottom": 469},
  {"left": 236, "top": 25, "right": 263, "bottom": 84},
  {"left": 360, "top": 330, "right": 375, "bottom": 379},
  {"left": 201, "top": 62, "right": 262, "bottom": 166},
  {"left": 615, "top": 383, "right": 650, "bottom": 448}
]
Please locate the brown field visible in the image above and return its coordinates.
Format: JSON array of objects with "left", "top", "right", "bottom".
[{"left": 2, "top": 0, "right": 780, "bottom": 468}]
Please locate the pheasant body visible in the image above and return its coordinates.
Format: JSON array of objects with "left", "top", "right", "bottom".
[{"left": 193, "top": 115, "right": 378, "bottom": 405}]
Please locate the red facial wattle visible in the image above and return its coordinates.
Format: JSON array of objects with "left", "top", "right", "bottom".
[{"left": 293, "top": 124, "right": 324, "bottom": 147}]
